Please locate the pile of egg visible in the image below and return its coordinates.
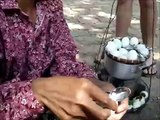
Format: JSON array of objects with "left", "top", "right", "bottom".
[{"left": 105, "top": 37, "right": 149, "bottom": 62}]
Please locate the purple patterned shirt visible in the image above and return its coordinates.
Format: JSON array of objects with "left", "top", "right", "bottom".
[{"left": 0, "top": 0, "right": 96, "bottom": 119}]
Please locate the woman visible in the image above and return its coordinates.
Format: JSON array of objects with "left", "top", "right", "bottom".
[
  {"left": 116, "top": 0, "right": 157, "bottom": 75},
  {"left": 0, "top": 0, "right": 128, "bottom": 119}
]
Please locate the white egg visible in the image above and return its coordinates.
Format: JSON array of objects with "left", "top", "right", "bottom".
[
  {"left": 113, "top": 39, "right": 122, "bottom": 49},
  {"left": 105, "top": 41, "right": 117, "bottom": 53},
  {"left": 139, "top": 48, "right": 149, "bottom": 57},
  {"left": 110, "top": 50, "right": 120, "bottom": 57},
  {"left": 119, "top": 48, "right": 128, "bottom": 56},
  {"left": 127, "top": 50, "right": 138, "bottom": 60},
  {"left": 122, "top": 37, "right": 130, "bottom": 47},
  {"left": 130, "top": 37, "right": 139, "bottom": 46},
  {"left": 136, "top": 44, "right": 146, "bottom": 50},
  {"left": 140, "top": 91, "right": 149, "bottom": 99},
  {"left": 119, "top": 55, "right": 127, "bottom": 60}
]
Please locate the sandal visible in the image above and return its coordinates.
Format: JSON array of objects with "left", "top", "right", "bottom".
[{"left": 142, "top": 61, "right": 157, "bottom": 76}]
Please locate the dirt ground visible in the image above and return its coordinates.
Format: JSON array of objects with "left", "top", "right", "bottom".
[{"left": 63, "top": 0, "right": 160, "bottom": 120}]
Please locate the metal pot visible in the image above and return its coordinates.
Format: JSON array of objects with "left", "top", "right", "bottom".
[{"left": 104, "top": 54, "right": 143, "bottom": 80}]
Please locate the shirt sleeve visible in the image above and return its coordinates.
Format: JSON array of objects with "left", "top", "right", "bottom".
[
  {"left": 0, "top": 79, "right": 44, "bottom": 120},
  {"left": 0, "top": 11, "right": 44, "bottom": 119},
  {"left": 48, "top": 1, "right": 96, "bottom": 79}
]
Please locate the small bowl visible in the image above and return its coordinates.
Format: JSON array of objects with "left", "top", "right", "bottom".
[{"left": 109, "top": 87, "right": 131, "bottom": 102}]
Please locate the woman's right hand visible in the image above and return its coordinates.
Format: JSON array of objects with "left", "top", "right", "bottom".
[{"left": 31, "top": 76, "right": 118, "bottom": 120}]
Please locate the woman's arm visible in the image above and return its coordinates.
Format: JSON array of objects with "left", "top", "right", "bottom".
[
  {"left": 49, "top": 0, "right": 96, "bottom": 79},
  {"left": 0, "top": 79, "right": 44, "bottom": 120}
]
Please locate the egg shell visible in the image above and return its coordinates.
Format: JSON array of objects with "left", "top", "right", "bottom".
[
  {"left": 127, "top": 50, "right": 138, "bottom": 60},
  {"left": 105, "top": 41, "right": 117, "bottom": 52},
  {"left": 110, "top": 50, "right": 120, "bottom": 57},
  {"left": 139, "top": 48, "right": 149, "bottom": 57},
  {"left": 119, "top": 48, "right": 128, "bottom": 56},
  {"left": 119, "top": 54, "right": 128, "bottom": 60},
  {"left": 122, "top": 37, "right": 130, "bottom": 47},
  {"left": 137, "top": 44, "right": 146, "bottom": 50},
  {"left": 130, "top": 37, "right": 139, "bottom": 46},
  {"left": 113, "top": 39, "right": 122, "bottom": 49}
]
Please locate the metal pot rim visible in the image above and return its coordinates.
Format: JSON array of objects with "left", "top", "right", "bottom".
[{"left": 106, "top": 52, "right": 145, "bottom": 65}]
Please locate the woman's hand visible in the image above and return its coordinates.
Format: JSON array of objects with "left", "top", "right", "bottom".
[
  {"left": 107, "top": 98, "right": 129, "bottom": 120},
  {"left": 32, "top": 76, "right": 118, "bottom": 120}
]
